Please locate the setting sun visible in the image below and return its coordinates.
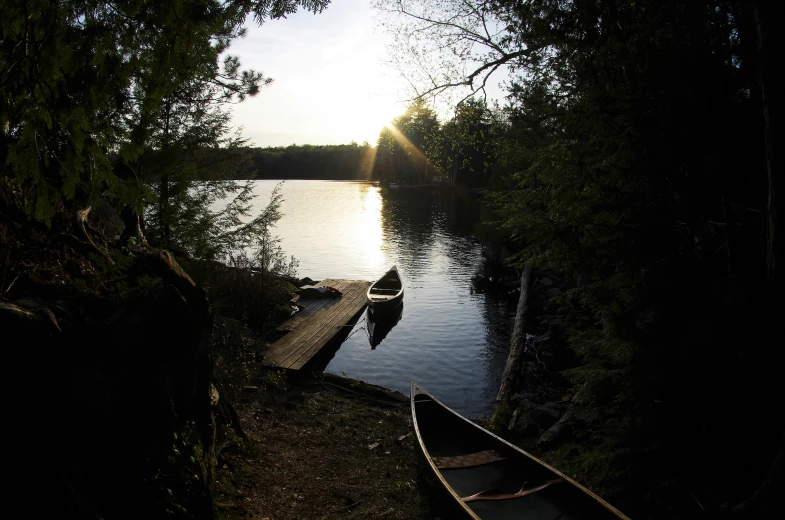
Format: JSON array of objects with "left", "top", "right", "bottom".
[
  {"left": 352, "top": 99, "right": 401, "bottom": 144},
  {"left": 226, "top": 2, "right": 408, "bottom": 147}
]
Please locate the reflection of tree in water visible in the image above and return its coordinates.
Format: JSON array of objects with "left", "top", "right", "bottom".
[
  {"left": 437, "top": 190, "right": 487, "bottom": 292},
  {"left": 380, "top": 187, "right": 516, "bottom": 414},
  {"left": 441, "top": 233, "right": 515, "bottom": 415},
  {"left": 380, "top": 192, "right": 441, "bottom": 279},
  {"left": 438, "top": 189, "right": 480, "bottom": 236},
  {"left": 475, "top": 289, "right": 517, "bottom": 411},
  {"left": 380, "top": 189, "right": 481, "bottom": 275},
  {"left": 440, "top": 191, "right": 515, "bottom": 414}
]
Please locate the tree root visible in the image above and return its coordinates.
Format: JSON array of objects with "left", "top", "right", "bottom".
[
  {"left": 75, "top": 206, "right": 114, "bottom": 264},
  {"left": 214, "top": 384, "right": 248, "bottom": 441}
]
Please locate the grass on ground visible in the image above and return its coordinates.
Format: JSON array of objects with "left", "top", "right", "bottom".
[
  {"left": 211, "top": 316, "right": 432, "bottom": 520},
  {"left": 214, "top": 378, "right": 432, "bottom": 520}
]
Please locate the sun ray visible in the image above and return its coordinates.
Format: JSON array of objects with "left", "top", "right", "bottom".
[
  {"left": 379, "top": 123, "right": 443, "bottom": 183},
  {"left": 358, "top": 143, "right": 378, "bottom": 180}
]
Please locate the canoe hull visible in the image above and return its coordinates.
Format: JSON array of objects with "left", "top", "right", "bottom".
[
  {"left": 410, "top": 382, "right": 629, "bottom": 520},
  {"left": 368, "top": 296, "right": 403, "bottom": 317}
]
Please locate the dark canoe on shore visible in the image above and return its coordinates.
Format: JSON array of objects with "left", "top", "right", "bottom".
[
  {"left": 411, "top": 382, "right": 629, "bottom": 520},
  {"left": 367, "top": 266, "right": 404, "bottom": 318}
]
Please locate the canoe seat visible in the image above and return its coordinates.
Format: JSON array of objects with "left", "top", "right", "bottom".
[
  {"left": 432, "top": 449, "right": 506, "bottom": 469},
  {"left": 462, "top": 479, "right": 564, "bottom": 503},
  {"left": 370, "top": 288, "right": 401, "bottom": 294}
]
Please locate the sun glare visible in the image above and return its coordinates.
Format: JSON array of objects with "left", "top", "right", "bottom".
[
  {"left": 355, "top": 101, "right": 401, "bottom": 144},
  {"left": 350, "top": 188, "right": 384, "bottom": 268}
]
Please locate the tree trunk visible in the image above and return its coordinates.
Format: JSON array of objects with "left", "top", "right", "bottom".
[
  {"left": 757, "top": 5, "right": 781, "bottom": 284},
  {"left": 491, "top": 266, "right": 532, "bottom": 430},
  {"left": 159, "top": 101, "right": 172, "bottom": 248},
  {"left": 733, "top": 2, "right": 784, "bottom": 517},
  {"left": 159, "top": 172, "right": 170, "bottom": 247},
  {"left": 120, "top": 206, "right": 148, "bottom": 247}
]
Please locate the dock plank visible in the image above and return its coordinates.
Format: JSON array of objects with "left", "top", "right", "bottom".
[
  {"left": 268, "top": 282, "right": 367, "bottom": 363},
  {"left": 269, "top": 281, "right": 364, "bottom": 353},
  {"left": 278, "top": 280, "right": 349, "bottom": 330},
  {"left": 279, "top": 285, "right": 369, "bottom": 369},
  {"left": 266, "top": 281, "right": 367, "bottom": 369},
  {"left": 264, "top": 279, "right": 370, "bottom": 370},
  {"left": 282, "top": 279, "right": 353, "bottom": 330}
]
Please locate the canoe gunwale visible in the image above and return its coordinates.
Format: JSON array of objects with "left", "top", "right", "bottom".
[
  {"left": 411, "top": 382, "right": 482, "bottom": 520},
  {"left": 410, "top": 382, "right": 630, "bottom": 520}
]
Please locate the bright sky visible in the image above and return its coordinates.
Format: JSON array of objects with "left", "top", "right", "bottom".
[
  {"left": 229, "top": 0, "right": 407, "bottom": 147},
  {"left": 229, "top": 0, "right": 510, "bottom": 147}
]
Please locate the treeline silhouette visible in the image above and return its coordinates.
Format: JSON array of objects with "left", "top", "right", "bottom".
[{"left": 246, "top": 143, "right": 376, "bottom": 180}]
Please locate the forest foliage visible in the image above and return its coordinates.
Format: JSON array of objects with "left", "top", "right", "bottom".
[
  {"left": 2, "top": 0, "right": 783, "bottom": 517},
  {"left": 371, "top": 97, "right": 503, "bottom": 187},
  {"left": 376, "top": 0, "right": 782, "bottom": 517},
  {"left": 1, "top": 0, "right": 329, "bottom": 265},
  {"left": 247, "top": 142, "right": 376, "bottom": 180}
]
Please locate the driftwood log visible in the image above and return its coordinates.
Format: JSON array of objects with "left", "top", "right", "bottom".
[{"left": 492, "top": 266, "right": 531, "bottom": 430}]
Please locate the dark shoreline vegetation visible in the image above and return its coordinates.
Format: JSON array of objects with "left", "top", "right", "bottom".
[{"left": 1, "top": 0, "right": 783, "bottom": 519}]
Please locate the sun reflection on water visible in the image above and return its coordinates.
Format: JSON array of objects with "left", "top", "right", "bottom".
[
  {"left": 244, "top": 180, "right": 515, "bottom": 416},
  {"left": 348, "top": 185, "right": 385, "bottom": 273}
]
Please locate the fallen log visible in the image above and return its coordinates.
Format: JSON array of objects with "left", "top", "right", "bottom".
[{"left": 491, "top": 265, "right": 531, "bottom": 431}]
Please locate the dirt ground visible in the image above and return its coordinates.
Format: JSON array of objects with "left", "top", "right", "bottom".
[{"left": 213, "top": 374, "right": 434, "bottom": 520}]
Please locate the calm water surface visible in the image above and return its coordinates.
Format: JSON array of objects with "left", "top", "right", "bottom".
[{"left": 250, "top": 180, "right": 515, "bottom": 417}]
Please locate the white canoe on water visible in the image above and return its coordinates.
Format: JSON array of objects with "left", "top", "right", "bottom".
[{"left": 367, "top": 266, "right": 404, "bottom": 318}]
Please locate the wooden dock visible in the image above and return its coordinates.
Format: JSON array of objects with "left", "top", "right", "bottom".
[{"left": 263, "top": 279, "right": 371, "bottom": 370}]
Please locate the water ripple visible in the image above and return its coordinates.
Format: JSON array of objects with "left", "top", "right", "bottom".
[{"left": 250, "top": 180, "right": 514, "bottom": 417}]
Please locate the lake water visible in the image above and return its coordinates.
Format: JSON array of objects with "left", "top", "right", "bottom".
[{"left": 250, "top": 180, "right": 515, "bottom": 417}]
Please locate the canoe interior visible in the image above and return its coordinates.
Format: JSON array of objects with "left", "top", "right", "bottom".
[
  {"left": 369, "top": 273, "right": 401, "bottom": 294},
  {"left": 368, "top": 267, "right": 403, "bottom": 304},
  {"left": 412, "top": 385, "right": 627, "bottom": 520}
]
